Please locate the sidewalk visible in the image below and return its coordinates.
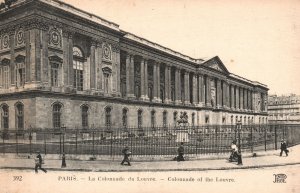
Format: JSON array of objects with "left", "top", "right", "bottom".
[{"left": 1, "top": 145, "right": 300, "bottom": 172}]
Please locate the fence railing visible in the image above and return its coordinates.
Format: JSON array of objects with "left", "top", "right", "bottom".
[{"left": 0, "top": 124, "right": 299, "bottom": 157}]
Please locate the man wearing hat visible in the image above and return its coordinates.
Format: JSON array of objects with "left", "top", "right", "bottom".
[
  {"left": 35, "top": 151, "right": 47, "bottom": 173},
  {"left": 121, "top": 146, "right": 131, "bottom": 166},
  {"left": 280, "top": 139, "right": 288, "bottom": 157}
]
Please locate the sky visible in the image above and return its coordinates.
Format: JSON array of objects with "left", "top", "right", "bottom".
[{"left": 63, "top": 0, "right": 300, "bottom": 95}]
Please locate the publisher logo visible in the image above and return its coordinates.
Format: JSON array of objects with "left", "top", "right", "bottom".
[{"left": 273, "top": 174, "right": 287, "bottom": 183}]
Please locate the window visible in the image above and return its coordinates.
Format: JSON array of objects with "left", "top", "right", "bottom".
[
  {"left": 138, "top": 109, "right": 143, "bottom": 128},
  {"left": 15, "top": 55, "right": 25, "bottom": 87},
  {"left": 163, "top": 111, "right": 167, "bottom": 127},
  {"left": 173, "top": 112, "right": 178, "bottom": 126},
  {"left": 81, "top": 105, "right": 89, "bottom": 129},
  {"left": 222, "top": 117, "right": 226, "bottom": 124},
  {"left": 105, "top": 107, "right": 112, "bottom": 128},
  {"left": 104, "top": 73, "right": 110, "bottom": 93},
  {"left": 205, "top": 116, "right": 209, "bottom": 124},
  {"left": 231, "top": 116, "right": 233, "bottom": 125},
  {"left": 15, "top": 103, "right": 24, "bottom": 129},
  {"left": 73, "top": 47, "right": 84, "bottom": 91},
  {"left": 53, "top": 103, "right": 62, "bottom": 128},
  {"left": 51, "top": 63, "right": 59, "bottom": 87},
  {"left": 122, "top": 108, "right": 128, "bottom": 128},
  {"left": 1, "top": 104, "right": 9, "bottom": 129},
  {"left": 3, "top": 65, "right": 10, "bottom": 89},
  {"left": 151, "top": 110, "right": 156, "bottom": 127},
  {"left": 192, "top": 113, "right": 195, "bottom": 126},
  {"left": 103, "top": 67, "right": 112, "bottom": 94}
]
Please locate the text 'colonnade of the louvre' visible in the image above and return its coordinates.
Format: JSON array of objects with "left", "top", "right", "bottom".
[{"left": 0, "top": 0, "right": 268, "bottom": 130}]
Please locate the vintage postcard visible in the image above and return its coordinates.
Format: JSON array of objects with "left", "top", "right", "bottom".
[{"left": 0, "top": 0, "right": 299, "bottom": 192}]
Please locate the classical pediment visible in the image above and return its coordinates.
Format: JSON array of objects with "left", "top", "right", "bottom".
[{"left": 202, "top": 56, "right": 229, "bottom": 74}]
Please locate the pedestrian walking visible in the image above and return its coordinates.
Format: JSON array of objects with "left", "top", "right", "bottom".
[
  {"left": 61, "top": 153, "right": 66, "bottom": 168},
  {"left": 121, "top": 146, "right": 131, "bottom": 166},
  {"left": 34, "top": 151, "right": 47, "bottom": 173},
  {"left": 280, "top": 139, "right": 289, "bottom": 157},
  {"left": 177, "top": 142, "right": 185, "bottom": 161},
  {"left": 237, "top": 148, "right": 243, "bottom": 165}
]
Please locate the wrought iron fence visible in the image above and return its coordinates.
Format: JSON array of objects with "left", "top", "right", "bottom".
[{"left": 0, "top": 124, "right": 299, "bottom": 157}]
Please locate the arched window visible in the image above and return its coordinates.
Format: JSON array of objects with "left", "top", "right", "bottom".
[
  {"left": 1, "top": 104, "right": 9, "bottom": 129},
  {"left": 73, "top": 46, "right": 84, "bottom": 91},
  {"left": 138, "top": 109, "right": 143, "bottom": 128},
  {"left": 105, "top": 107, "right": 112, "bottom": 128},
  {"left": 53, "top": 103, "right": 62, "bottom": 128},
  {"left": 15, "top": 103, "right": 24, "bottom": 129},
  {"left": 192, "top": 113, "right": 195, "bottom": 126},
  {"left": 173, "top": 112, "right": 178, "bottom": 126},
  {"left": 122, "top": 108, "right": 128, "bottom": 128},
  {"left": 81, "top": 105, "right": 89, "bottom": 129},
  {"left": 151, "top": 110, "right": 156, "bottom": 128},
  {"left": 163, "top": 111, "right": 167, "bottom": 127},
  {"left": 231, "top": 116, "right": 233, "bottom": 125}
]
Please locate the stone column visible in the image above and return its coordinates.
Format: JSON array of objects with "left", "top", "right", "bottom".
[
  {"left": 206, "top": 75, "right": 212, "bottom": 107},
  {"left": 222, "top": 81, "right": 227, "bottom": 108},
  {"left": 244, "top": 89, "right": 247, "bottom": 110},
  {"left": 236, "top": 86, "right": 239, "bottom": 109},
  {"left": 62, "top": 31, "right": 69, "bottom": 88},
  {"left": 153, "top": 62, "right": 158, "bottom": 102},
  {"left": 226, "top": 82, "right": 230, "bottom": 108},
  {"left": 217, "top": 79, "right": 222, "bottom": 108},
  {"left": 95, "top": 41, "right": 102, "bottom": 91},
  {"left": 67, "top": 33, "right": 74, "bottom": 89},
  {"left": 184, "top": 71, "right": 190, "bottom": 105},
  {"left": 247, "top": 89, "right": 251, "bottom": 110},
  {"left": 9, "top": 30, "right": 15, "bottom": 86},
  {"left": 165, "top": 65, "right": 171, "bottom": 103},
  {"left": 144, "top": 59, "right": 149, "bottom": 100},
  {"left": 140, "top": 58, "right": 145, "bottom": 100},
  {"left": 231, "top": 85, "right": 235, "bottom": 109},
  {"left": 156, "top": 62, "right": 161, "bottom": 102},
  {"left": 175, "top": 68, "right": 181, "bottom": 104},
  {"left": 192, "top": 74, "right": 198, "bottom": 105},
  {"left": 198, "top": 74, "right": 204, "bottom": 106},
  {"left": 240, "top": 88, "right": 244, "bottom": 110},
  {"left": 126, "top": 53, "right": 135, "bottom": 98},
  {"left": 90, "top": 40, "right": 96, "bottom": 90},
  {"left": 35, "top": 29, "right": 41, "bottom": 82}
]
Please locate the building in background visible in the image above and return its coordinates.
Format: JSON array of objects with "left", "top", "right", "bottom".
[
  {"left": 0, "top": 0, "right": 268, "bottom": 130},
  {"left": 268, "top": 94, "right": 300, "bottom": 124}
]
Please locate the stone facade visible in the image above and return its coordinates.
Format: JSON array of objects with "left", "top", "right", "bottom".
[
  {"left": 0, "top": 0, "right": 268, "bottom": 130},
  {"left": 268, "top": 94, "right": 300, "bottom": 123}
]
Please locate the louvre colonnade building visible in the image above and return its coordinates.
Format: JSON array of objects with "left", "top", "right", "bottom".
[{"left": 0, "top": 0, "right": 268, "bottom": 130}]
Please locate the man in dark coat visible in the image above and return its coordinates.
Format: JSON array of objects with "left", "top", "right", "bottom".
[
  {"left": 280, "top": 139, "right": 288, "bottom": 157},
  {"left": 35, "top": 151, "right": 47, "bottom": 173},
  {"left": 121, "top": 146, "right": 131, "bottom": 166},
  {"left": 177, "top": 142, "right": 185, "bottom": 161}
]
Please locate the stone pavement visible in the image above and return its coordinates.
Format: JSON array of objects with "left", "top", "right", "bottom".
[{"left": 0, "top": 145, "right": 299, "bottom": 172}]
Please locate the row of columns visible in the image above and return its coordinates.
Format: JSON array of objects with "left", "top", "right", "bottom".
[
  {"left": 125, "top": 52, "right": 257, "bottom": 112},
  {"left": 230, "top": 85, "right": 254, "bottom": 111}
]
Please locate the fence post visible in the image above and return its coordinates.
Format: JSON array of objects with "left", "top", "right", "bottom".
[
  {"left": 29, "top": 126, "right": 32, "bottom": 155},
  {"left": 264, "top": 125, "right": 267, "bottom": 151},
  {"left": 250, "top": 125, "right": 253, "bottom": 153},
  {"left": 75, "top": 128, "right": 78, "bottom": 155},
  {"left": 59, "top": 133, "right": 62, "bottom": 155},
  {"left": 274, "top": 125, "right": 277, "bottom": 150},
  {"left": 16, "top": 131, "right": 19, "bottom": 155},
  {"left": 2, "top": 130, "right": 5, "bottom": 155},
  {"left": 110, "top": 131, "right": 113, "bottom": 157},
  {"left": 44, "top": 130, "right": 47, "bottom": 155},
  {"left": 92, "top": 128, "right": 95, "bottom": 157}
]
